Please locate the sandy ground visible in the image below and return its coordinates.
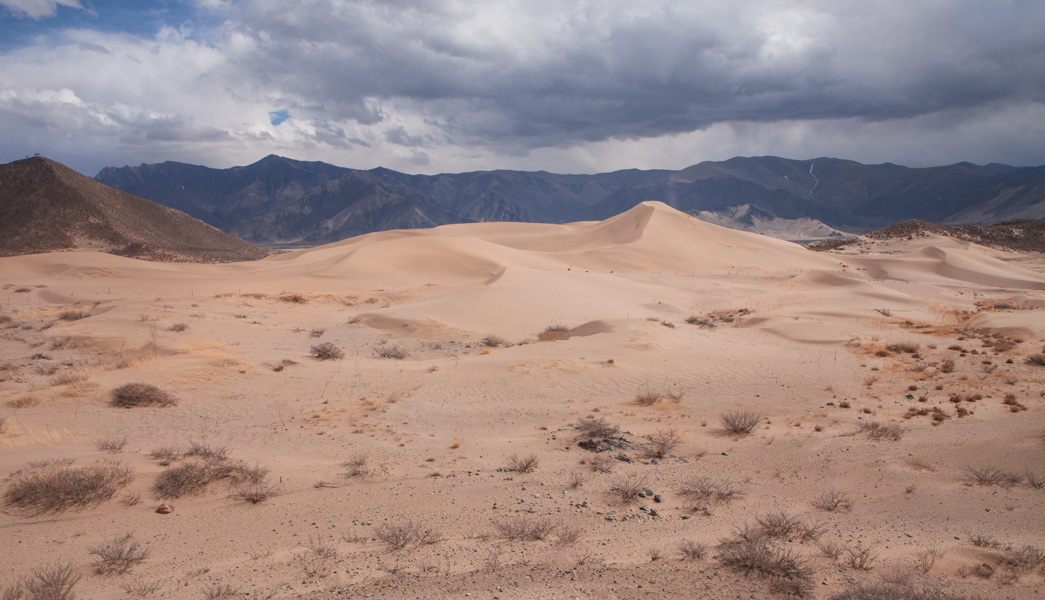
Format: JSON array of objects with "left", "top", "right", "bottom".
[{"left": 1, "top": 202, "right": 1043, "bottom": 600}]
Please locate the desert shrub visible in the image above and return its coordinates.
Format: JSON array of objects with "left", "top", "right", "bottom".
[
  {"left": 556, "top": 525, "right": 584, "bottom": 546},
  {"left": 3, "top": 460, "right": 134, "bottom": 515},
  {"left": 828, "top": 582, "right": 972, "bottom": 600},
  {"left": 90, "top": 533, "right": 149, "bottom": 575},
  {"left": 679, "top": 540, "right": 708, "bottom": 560},
  {"left": 644, "top": 428, "right": 681, "bottom": 458},
  {"left": 811, "top": 489, "right": 853, "bottom": 512},
  {"left": 374, "top": 521, "right": 444, "bottom": 550},
  {"left": 1025, "top": 471, "right": 1045, "bottom": 489},
  {"left": 857, "top": 421, "right": 904, "bottom": 441},
  {"left": 685, "top": 316, "right": 715, "bottom": 328},
  {"left": 609, "top": 474, "right": 647, "bottom": 504},
  {"left": 964, "top": 465, "right": 1022, "bottom": 487},
  {"left": 818, "top": 540, "right": 844, "bottom": 560},
  {"left": 505, "top": 453, "right": 539, "bottom": 472},
  {"left": 574, "top": 416, "right": 619, "bottom": 439},
  {"left": 311, "top": 342, "right": 344, "bottom": 360},
  {"left": 969, "top": 534, "right": 998, "bottom": 548},
  {"left": 679, "top": 477, "right": 743, "bottom": 506},
  {"left": 185, "top": 442, "right": 228, "bottom": 461},
  {"left": 343, "top": 452, "right": 379, "bottom": 479},
  {"left": 756, "top": 512, "right": 802, "bottom": 538},
  {"left": 717, "top": 538, "right": 810, "bottom": 580},
  {"left": 166, "top": 323, "right": 189, "bottom": 332},
  {"left": 374, "top": 345, "right": 406, "bottom": 360},
  {"left": 153, "top": 462, "right": 211, "bottom": 499},
  {"left": 233, "top": 483, "right": 276, "bottom": 504},
  {"left": 50, "top": 373, "right": 88, "bottom": 387},
  {"left": 635, "top": 389, "right": 663, "bottom": 406},
  {"left": 122, "top": 491, "right": 143, "bottom": 507},
  {"left": 844, "top": 544, "right": 878, "bottom": 570},
  {"left": 6, "top": 563, "right": 82, "bottom": 600},
  {"left": 309, "top": 328, "right": 325, "bottom": 338},
  {"left": 542, "top": 324, "right": 570, "bottom": 333},
  {"left": 57, "top": 310, "right": 90, "bottom": 321},
  {"left": 203, "top": 582, "right": 240, "bottom": 599},
  {"left": 96, "top": 438, "right": 128, "bottom": 453},
  {"left": 1027, "top": 354, "right": 1045, "bottom": 366},
  {"left": 0, "top": 416, "right": 7, "bottom": 434},
  {"left": 582, "top": 453, "right": 613, "bottom": 473},
  {"left": 279, "top": 294, "right": 307, "bottom": 303},
  {"left": 149, "top": 446, "right": 181, "bottom": 464},
  {"left": 887, "top": 342, "right": 920, "bottom": 354},
  {"left": 481, "top": 335, "right": 507, "bottom": 347},
  {"left": 720, "top": 410, "right": 762, "bottom": 435},
  {"left": 120, "top": 576, "right": 162, "bottom": 598},
  {"left": 492, "top": 516, "right": 557, "bottom": 541},
  {"left": 110, "top": 383, "right": 178, "bottom": 408}
]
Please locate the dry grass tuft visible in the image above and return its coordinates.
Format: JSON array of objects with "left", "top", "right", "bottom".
[
  {"left": 374, "top": 345, "right": 407, "bottom": 360},
  {"left": 96, "top": 437, "right": 128, "bottom": 453},
  {"left": 609, "top": 474, "right": 647, "bottom": 504},
  {"left": 493, "top": 516, "right": 558, "bottom": 541},
  {"left": 3, "top": 460, "right": 134, "bottom": 515},
  {"left": 3, "top": 563, "right": 81, "bottom": 600},
  {"left": 644, "top": 428, "right": 681, "bottom": 458},
  {"left": 505, "top": 453, "right": 539, "bottom": 472},
  {"left": 857, "top": 421, "right": 904, "bottom": 441},
  {"left": 679, "top": 477, "right": 743, "bottom": 508},
  {"left": 720, "top": 410, "right": 762, "bottom": 435},
  {"left": 310, "top": 342, "right": 344, "bottom": 360},
  {"left": 90, "top": 533, "right": 150, "bottom": 575},
  {"left": 279, "top": 294, "right": 308, "bottom": 304},
  {"left": 1026, "top": 354, "right": 1045, "bottom": 366},
  {"left": 374, "top": 521, "right": 445, "bottom": 550},
  {"left": 121, "top": 576, "right": 162, "bottom": 598},
  {"left": 964, "top": 465, "right": 1023, "bottom": 487},
  {"left": 635, "top": 388, "right": 663, "bottom": 406},
  {"left": 57, "top": 310, "right": 90, "bottom": 321},
  {"left": 166, "top": 323, "right": 189, "bottom": 332},
  {"left": 811, "top": 489, "right": 853, "bottom": 512},
  {"left": 110, "top": 383, "right": 178, "bottom": 408},
  {"left": 679, "top": 540, "right": 708, "bottom": 560}
]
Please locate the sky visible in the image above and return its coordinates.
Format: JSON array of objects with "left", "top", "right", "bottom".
[{"left": 1, "top": 0, "right": 1044, "bottom": 176}]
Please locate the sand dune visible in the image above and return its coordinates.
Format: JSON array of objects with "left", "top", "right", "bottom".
[{"left": 2, "top": 201, "right": 1044, "bottom": 599}]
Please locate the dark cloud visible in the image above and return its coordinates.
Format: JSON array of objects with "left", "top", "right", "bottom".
[{"left": 229, "top": 0, "right": 1045, "bottom": 149}]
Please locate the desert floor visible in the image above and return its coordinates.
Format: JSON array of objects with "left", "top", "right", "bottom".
[{"left": 1, "top": 202, "right": 1044, "bottom": 600}]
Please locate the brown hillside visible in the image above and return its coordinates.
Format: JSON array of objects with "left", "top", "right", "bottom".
[
  {"left": 0, "top": 157, "right": 270, "bottom": 262},
  {"left": 808, "top": 218, "right": 1045, "bottom": 253}
]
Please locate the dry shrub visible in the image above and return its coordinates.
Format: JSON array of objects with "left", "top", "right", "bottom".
[
  {"left": 939, "top": 359, "right": 955, "bottom": 373},
  {"left": 493, "top": 516, "right": 557, "bottom": 541},
  {"left": 904, "top": 457, "right": 936, "bottom": 472},
  {"left": 1026, "top": 354, "right": 1045, "bottom": 366},
  {"left": 122, "top": 491, "right": 143, "bottom": 507},
  {"left": 844, "top": 544, "right": 878, "bottom": 570},
  {"left": 481, "top": 335, "right": 508, "bottom": 347},
  {"left": 679, "top": 477, "right": 743, "bottom": 507},
  {"left": 857, "top": 421, "right": 904, "bottom": 441},
  {"left": 50, "top": 373, "right": 88, "bottom": 387},
  {"left": 1026, "top": 471, "right": 1045, "bottom": 489},
  {"left": 887, "top": 342, "right": 920, "bottom": 354},
  {"left": 343, "top": 452, "right": 379, "bottom": 479},
  {"left": 96, "top": 437, "right": 128, "bottom": 453},
  {"left": 818, "top": 540, "right": 844, "bottom": 560},
  {"left": 149, "top": 446, "right": 181, "bottom": 465},
  {"left": 556, "top": 525, "right": 584, "bottom": 546},
  {"left": 309, "top": 328, "right": 325, "bottom": 338},
  {"left": 574, "top": 416, "right": 619, "bottom": 438},
  {"left": 4, "top": 563, "right": 81, "bottom": 600},
  {"left": 720, "top": 410, "right": 762, "bottom": 435},
  {"left": 828, "top": 583, "right": 971, "bottom": 600},
  {"left": 90, "top": 533, "right": 149, "bottom": 575},
  {"left": 717, "top": 538, "right": 810, "bottom": 581},
  {"left": 57, "top": 310, "right": 90, "bottom": 321},
  {"left": 233, "top": 483, "right": 276, "bottom": 504},
  {"left": 374, "top": 345, "right": 407, "bottom": 360},
  {"left": 311, "top": 342, "right": 344, "bottom": 360},
  {"left": 609, "top": 474, "right": 647, "bottom": 504},
  {"left": 152, "top": 462, "right": 211, "bottom": 499},
  {"left": 567, "top": 471, "right": 585, "bottom": 489},
  {"left": 505, "top": 453, "right": 539, "bottom": 472},
  {"left": 185, "top": 442, "right": 228, "bottom": 461},
  {"left": 374, "top": 520, "right": 445, "bottom": 550},
  {"left": 756, "top": 512, "right": 802, "bottom": 538},
  {"left": 964, "top": 465, "right": 1023, "bottom": 487},
  {"left": 279, "top": 294, "right": 308, "bottom": 304},
  {"left": 679, "top": 540, "right": 708, "bottom": 560},
  {"left": 110, "top": 383, "right": 178, "bottom": 408},
  {"left": 969, "top": 534, "right": 998, "bottom": 548},
  {"left": 0, "top": 416, "right": 7, "bottom": 435},
  {"left": 3, "top": 460, "right": 134, "bottom": 515},
  {"left": 811, "top": 489, "right": 853, "bottom": 512},
  {"left": 635, "top": 389, "right": 663, "bottom": 406},
  {"left": 121, "top": 576, "right": 162, "bottom": 598},
  {"left": 8, "top": 396, "right": 39, "bottom": 409},
  {"left": 685, "top": 316, "right": 715, "bottom": 328},
  {"left": 582, "top": 453, "right": 613, "bottom": 473},
  {"left": 166, "top": 323, "right": 189, "bottom": 332},
  {"left": 644, "top": 428, "right": 681, "bottom": 458},
  {"left": 203, "top": 582, "right": 240, "bottom": 599}
]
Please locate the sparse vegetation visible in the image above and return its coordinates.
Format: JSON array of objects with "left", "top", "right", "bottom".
[
  {"left": 857, "top": 421, "right": 904, "bottom": 441},
  {"left": 843, "top": 543, "right": 878, "bottom": 570},
  {"left": 343, "top": 452, "right": 379, "bottom": 479},
  {"left": 481, "top": 335, "right": 508, "bottom": 347},
  {"left": 505, "top": 453, "right": 539, "bottom": 472},
  {"left": 643, "top": 428, "right": 681, "bottom": 458},
  {"left": 493, "top": 516, "right": 557, "bottom": 541},
  {"left": 152, "top": 462, "right": 211, "bottom": 499},
  {"left": 609, "top": 474, "right": 647, "bottom": 504},
  {"left": 685, "top": 316, "right": 715, "bottom": 328},
  {"left": 811, "top": 489, "right": 853, "bottom": 512},
  {"left": 279, "top": 293, "right": 307, "bottom": 304},
  {"left": 3, "top": 563, "right": 81, "bottom": 600},
  {"left": 556, "top": 525, "right": 584, "bottom": 546},
  {"left": 3, "top": 460, "right": 134, "bottom": 515},
  {"left": 110, "top": 383, "right": 178, "bottom": 408},
  {"left": 311, "top": 342, "right": 344, "bottom": 360},
  {"left": 720, "top": 410, "right": 762, "bottom": 435},
  {"left": 89, "top": 533, "right": 150, "bottom": 575},
  {"left": 635, "top": 389, "right": 663, "bottom": 406},
  {"left": 1026, "top": 354, "right": 1045, "bottom": 366},
  {"left": 57, "top": 310, "right": 90, "bottom": 321},
  {"left": 233, "top": 483, "right": 276, "bottom": 504},
  {"left": 96, "top": 437, "right": 128, "bottom": 453},
  {"left": 309, "top": 328, "right": 325, "bottom": 338},
  {"left": 166, "top": 323, "right": 189, "bottom": 332},
  {"left": 679, "top": 540, "right": 708, "bottom": 560},
  {"left": 679, "top": 477, "right": 743, "bottom": 508},
  {"left": 374, "top": 345, "right": 407, "bottom": 359},
  {"left": 964, "top": 465, "right": 1023, "bottom": 487},
  {"left": 716, "top": 538, "right": 811, "bottom": 581},
  {"left": 374, "top": 520, "right": 445, "bottom": 550},
  {"left": 887, "top": 342, "right": 920, "bottom": 354},
  {"left": 121, "top": 576, "right": 162, "bottom": 598},
  {"left": 574, "top": 416, "right": 620, "bottom": 439}
]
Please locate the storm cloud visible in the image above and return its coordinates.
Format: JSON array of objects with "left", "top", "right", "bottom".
[{"left": 1, "top": 0, "right": 1044, "bottom": 174}]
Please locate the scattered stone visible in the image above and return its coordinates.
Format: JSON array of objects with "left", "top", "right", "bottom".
[
  {"left": 653, "top": 494, "right": 663, "bottom": 503},
  {"left": 156, "top": 503, "right": 172, "bottom": 514}
]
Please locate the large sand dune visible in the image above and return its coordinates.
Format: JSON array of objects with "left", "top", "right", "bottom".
[{"left": 2, "top": 202, "right": 1044, "bottom": 599}]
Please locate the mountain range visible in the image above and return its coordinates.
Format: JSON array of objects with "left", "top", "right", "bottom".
[{"left": 94, "top": 155, "right": 1045, "bottom": 246}]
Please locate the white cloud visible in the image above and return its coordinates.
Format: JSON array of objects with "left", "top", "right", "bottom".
[{"left": 0, "top": 0, "right": 82, "bottom": 19}]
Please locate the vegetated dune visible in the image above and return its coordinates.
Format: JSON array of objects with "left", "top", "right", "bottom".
[{"left": 2, "top": 201, "right": 1045, "bottom": 599}]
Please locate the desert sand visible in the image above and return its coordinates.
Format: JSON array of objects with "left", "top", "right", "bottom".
[{"left": 1, "top": 202, "right": 1044, "bottom": 599}]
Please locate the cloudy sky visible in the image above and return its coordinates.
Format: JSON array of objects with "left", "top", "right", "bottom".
[{"left": 1, "top": 0, "right": 1044, "bottom": 176}]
